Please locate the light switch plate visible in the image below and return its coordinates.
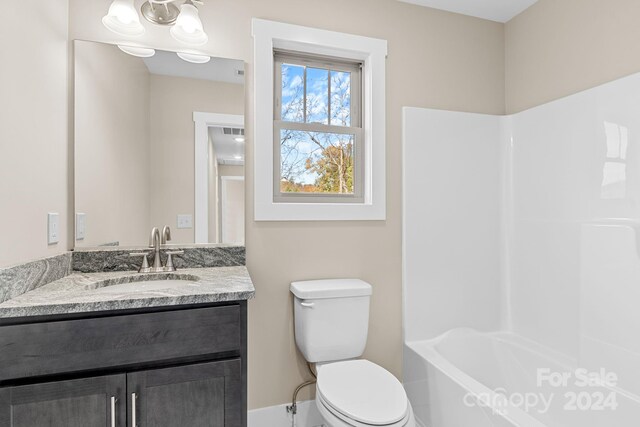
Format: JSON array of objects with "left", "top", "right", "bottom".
[
  {"left": 177, "top": 214, "right": 193, "bottom": 229},
  {"left": 47, "top": 213, "right": 59, "bottom": 245},
  {"left": 76, "top": 213, "right": 86, "bottom": 240}
]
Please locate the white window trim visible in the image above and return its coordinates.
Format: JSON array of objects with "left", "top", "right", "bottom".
[
  {"left": 252, "top": 18, "right": 387, "bottom": 221},
  {"left": 193, "top": 112, "right": 244, "bottom": 243}
]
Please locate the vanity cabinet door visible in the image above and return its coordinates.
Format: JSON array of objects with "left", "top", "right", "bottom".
[
  {"left": 0, "top": 374, "right": 126, "bottom": 427},
  {"left": 128, "top": 359, "right": 242, "bottom": 427}
]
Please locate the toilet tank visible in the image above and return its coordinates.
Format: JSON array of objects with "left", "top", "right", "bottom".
[{"left": 290, "top": 279, "right": 372, "bottom": 363}]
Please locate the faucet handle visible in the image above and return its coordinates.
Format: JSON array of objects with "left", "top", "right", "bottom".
[
  {"left": 129, "top": 252, "right": 151, "bottom": 273},
  {"left": 164, "top": 250, "right": 184, "bottom": 271}
]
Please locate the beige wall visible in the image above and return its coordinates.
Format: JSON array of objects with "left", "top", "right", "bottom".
[
  {"left": 148, "top": 75, "right": 243, "bottom": 244},
  {"left": 506, "top": 0, "right": 640, "bottom": 113},
  {"left": 69, "top": 0, "right": 504, "bottom": 409},
  {"left": 219, "top": 165, "right": 244, "bottom": 177},
  {"left": 75, "top": 41, "right": 151, "bottom": 247},
  {"left": 0, "top": 1, "right": 69, "bottom": 267}
]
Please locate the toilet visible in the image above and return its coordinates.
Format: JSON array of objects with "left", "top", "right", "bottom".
[{"left": 290, "top": 279, "right": 415, "bottom": 427}]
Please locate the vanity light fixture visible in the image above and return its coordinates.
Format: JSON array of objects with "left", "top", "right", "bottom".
[
  {"left": 102, "top": 0, "right": 145, "bottom": 36},
  {"left": 118, "top": 45, "right": 156, "bottom": 58},
  {"left": 140, "top": 0, "right": 180, "bottom": 25},
  {"left": 234, "top": 137, "right": 245, "bottom": 143},
  {"left": 103, "top": 0, "right": 209, "bottom": 47},
  {"left": 170, "top": 0, "right": 208, "bottom": 46},
  {"left": 234, "top": 155, "right": 243, "bottom": 160},
  {"left": 177, "top": 52, "right": 211, "bottom": 64}
]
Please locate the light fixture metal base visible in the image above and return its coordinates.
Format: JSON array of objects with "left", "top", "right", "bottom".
[{"left": 141, "top": 1, "right": 180, "bottom": 26}]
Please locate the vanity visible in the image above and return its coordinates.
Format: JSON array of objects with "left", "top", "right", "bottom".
[
  {"left": 0, "top": 33, "right": 251, "bottom": 426},
  {"left": 0, "top": 248, "right": 254, "bottom": 427}
]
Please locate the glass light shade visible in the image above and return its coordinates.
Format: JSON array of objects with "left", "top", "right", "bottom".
[
  {"left": 102, "top": 0, "right": 145, "bottom": 36},
  {"left": 176, "top": 52, "right": 211, "bottom": 64},
  {"left": 170, "top": 3, "right": 208, "bottom": 46},
  {"left": 118, "top": 45, "right": 156, "bottom": 58}
]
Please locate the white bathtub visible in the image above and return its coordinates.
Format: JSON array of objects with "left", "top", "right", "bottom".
[{"left": 403, "top": 328, "right": 640, "bottom": 427}]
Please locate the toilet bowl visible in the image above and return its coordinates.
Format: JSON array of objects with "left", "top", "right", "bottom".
[
  {"left": 290, "top": 279, "right": 415, "bottom": 427},
  {"left": 315, "top": 360, "right": 415, "bottom": 427}
]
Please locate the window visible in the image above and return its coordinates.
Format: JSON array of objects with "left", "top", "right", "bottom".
[
  {"left": 274, "top": 51, "right": 363, "bottom": 203},
  {"left": 252, "top": 18, "right": 387, "bottom": 221}
]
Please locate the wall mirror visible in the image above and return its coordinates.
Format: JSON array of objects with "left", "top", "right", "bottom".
[{"left": 74, "top": 40, "right": 245, "bottom": 248}]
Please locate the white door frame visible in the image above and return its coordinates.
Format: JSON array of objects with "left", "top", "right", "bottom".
[
  {"left": 193, "top": 112, "right": 244, "bottom": 243},
  {"left": 220, "top": 176, "right": 245, "bottom": 244}
]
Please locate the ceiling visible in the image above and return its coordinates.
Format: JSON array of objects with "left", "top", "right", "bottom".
[
  {"left": 209, "top": 127, "right": 245, "bottom": 166},
  {"left": 143, "top": 50, "right": 244, "bottom": 85},
  {"left": 398, "top": 0, "right": 538, "bottom": 22}
]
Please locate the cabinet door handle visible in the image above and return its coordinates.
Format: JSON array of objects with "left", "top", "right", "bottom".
[
  {"left": 131, "top": 393, "right": 137, "bottom": 427},
  {"left": 110, "top": 396, "right": 117, "bottom": 427}
]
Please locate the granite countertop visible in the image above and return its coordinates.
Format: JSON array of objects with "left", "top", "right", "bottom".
[{"left": 0, "top": 266, "right": 255, "bottom": 318}]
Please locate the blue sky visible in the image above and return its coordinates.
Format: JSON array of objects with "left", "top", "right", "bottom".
[{"left": 280, "top": 63, "right": 354, "bottom": 189}]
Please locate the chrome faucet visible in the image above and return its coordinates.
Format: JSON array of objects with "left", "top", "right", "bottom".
[
  {"left": 129, "top": 226, "right": 184, "bottom": 273},
  {"left": 162, "top": 225, "right": 171, "bottom": 244},
  {"left": 149, "top": 227, "right": 162, "bottom": 270}
]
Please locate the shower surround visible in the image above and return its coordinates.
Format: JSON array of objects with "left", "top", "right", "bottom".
[{"left": 403, "top": 72, "right": 640, "bottom": 426}]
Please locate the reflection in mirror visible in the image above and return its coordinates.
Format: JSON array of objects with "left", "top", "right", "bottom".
[{"left": 74, "top": 40, "right": 244, "bottom": 248}]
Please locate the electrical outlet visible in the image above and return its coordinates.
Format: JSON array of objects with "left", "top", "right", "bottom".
[
  {"left": 177, "top": 214, "right": 193, "bottom": 229},
  {"left": 47, "top": 213, "right": 59, "bottom": 245},
  {"left": 76, "top": 213, "right": 86, "bottom": 240}
]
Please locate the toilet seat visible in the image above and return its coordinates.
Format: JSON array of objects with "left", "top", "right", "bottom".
[
  {"left": 316, "top": 390, "right": 414, "bottom": 427},
  {"left": 316, "top": 360, "right": 410, "bottom": 426}
]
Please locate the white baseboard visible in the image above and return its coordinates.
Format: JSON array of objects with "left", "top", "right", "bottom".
[{"left": 248, "top": 400, "right": 326, "bottom": 427}]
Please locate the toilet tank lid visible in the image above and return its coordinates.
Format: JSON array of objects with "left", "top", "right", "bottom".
[{"left": 290, "top": 279, "right": 372, "bottom": 299}]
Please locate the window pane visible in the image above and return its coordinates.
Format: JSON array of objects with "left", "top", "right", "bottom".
[
  {"left": 330, "top": 71, "right": 351, "bottom": 126},
  {"left": 306, "top": 68, "right": 329, "bottom": 124},
  {"left": 281, "top": 63, "right": 304, "bottom": 122},
  {"left": 280, "top": 129, "right": 354, "bottom": 194}
]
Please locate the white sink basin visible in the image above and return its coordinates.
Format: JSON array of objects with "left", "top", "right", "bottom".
[{"left": 91, "top": 277, "right": 200, "bottom": 293}]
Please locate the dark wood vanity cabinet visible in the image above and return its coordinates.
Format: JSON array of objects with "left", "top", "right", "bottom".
[
  {"left": 0, "top": 374, "right": 126, "bottom": 427},
  {"left": 0, "top": 302, "right": 247, "bottom": 427},
  {"left": 129, "top": 359, "right": 242, "bottom": 427}
]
